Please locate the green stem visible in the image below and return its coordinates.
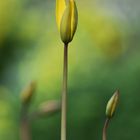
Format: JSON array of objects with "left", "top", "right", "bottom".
[
  {"left": 61, "top": 43, "right": 68, "bottom": 140},
  {"left": 102, "top": 118, "right": 110, "bottom": 140},
  {"left": 20, "top": 105, "right": 31, "bottom": 140}
]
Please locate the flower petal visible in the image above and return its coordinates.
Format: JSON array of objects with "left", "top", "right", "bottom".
[
  {"left": 60, "top": 1, "right": 71, "bottom": 44},
  {"left": 56, "top": 0, "right": 66, "bottom": 30},
  {"left": 70, "top": 0, "right": 78, "bottom": 38}
]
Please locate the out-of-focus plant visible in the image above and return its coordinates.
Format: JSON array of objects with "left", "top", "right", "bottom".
[
  {"left": 20, "top": 81, "right": 36, "bottom": 140},
  {"left": 56, "top": 0, "right": 78, "bottom": 140},
  {"left": 102, "top": 90, "right": 119, "bottom": 140},
  {"left": 29, "top": 100, "right": 61, "bottom": 120},
  {"left": 20, "top": 81, "right": 61, "bottom": 140}
]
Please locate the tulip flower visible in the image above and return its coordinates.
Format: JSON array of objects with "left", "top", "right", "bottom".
[
  {"left": 102, "top": 90, "right": 120, "bottom": 140},
  {"left": 56, "top": 1, "right": 78, "bottom": 140},
  {"left": 56, "top": 0, "right": 78, "bottom": 44}
]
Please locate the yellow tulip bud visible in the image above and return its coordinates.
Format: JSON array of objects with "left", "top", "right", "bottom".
[
  {"left": 106, "top": 90, "right": 119, "bottom": 118},
  {"left": 20, "top": 81, "right": 36, "bottom": 105},
  {"left": 56, "top": 0, "right": 78, "bottom": 44}
]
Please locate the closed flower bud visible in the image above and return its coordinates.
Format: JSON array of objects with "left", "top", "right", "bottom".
[
  {"left": 106, "top": 90, "right": 119, "bottom": 118},
  {"left": 20, "top": 81, "right": 36, "bottom": 105},
  {"left": 56, "top": 0, "right": 78, "bottom": 44},
  {"left": 37, "top": 100, "right": 61, "bottom": 116}
]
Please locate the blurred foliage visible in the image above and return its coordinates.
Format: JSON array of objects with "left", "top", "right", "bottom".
[{"left": 0, "top": 0, "right": 140, "bottom": 140}]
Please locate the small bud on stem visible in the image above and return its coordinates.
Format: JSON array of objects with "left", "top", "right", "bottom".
[
  {"left": 106, "top": 90, "right": 119, "bottom": 118},
  {"left": 20, "top": 81, "right": 36, "bottom": 105},
  {"left": 102, "top": 90, "right": 120, "bottom": 140}
]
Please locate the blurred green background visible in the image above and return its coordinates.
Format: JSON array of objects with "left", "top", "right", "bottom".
[{"left": 0, "top": 0, "right": 140, "bottom": 140}]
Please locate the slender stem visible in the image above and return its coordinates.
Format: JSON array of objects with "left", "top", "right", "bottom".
[
  {"left": 20, "top": 105, "right": 31, "bottom": 140},
  {"left": 61, "top": 43, "right": 68, "bottom": 140},
  {"left": 102, "top": 118, "right": 110, "bottom": 140},
  {"left": 20, "top": 118, "right": 31, "bottom": 140}
]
